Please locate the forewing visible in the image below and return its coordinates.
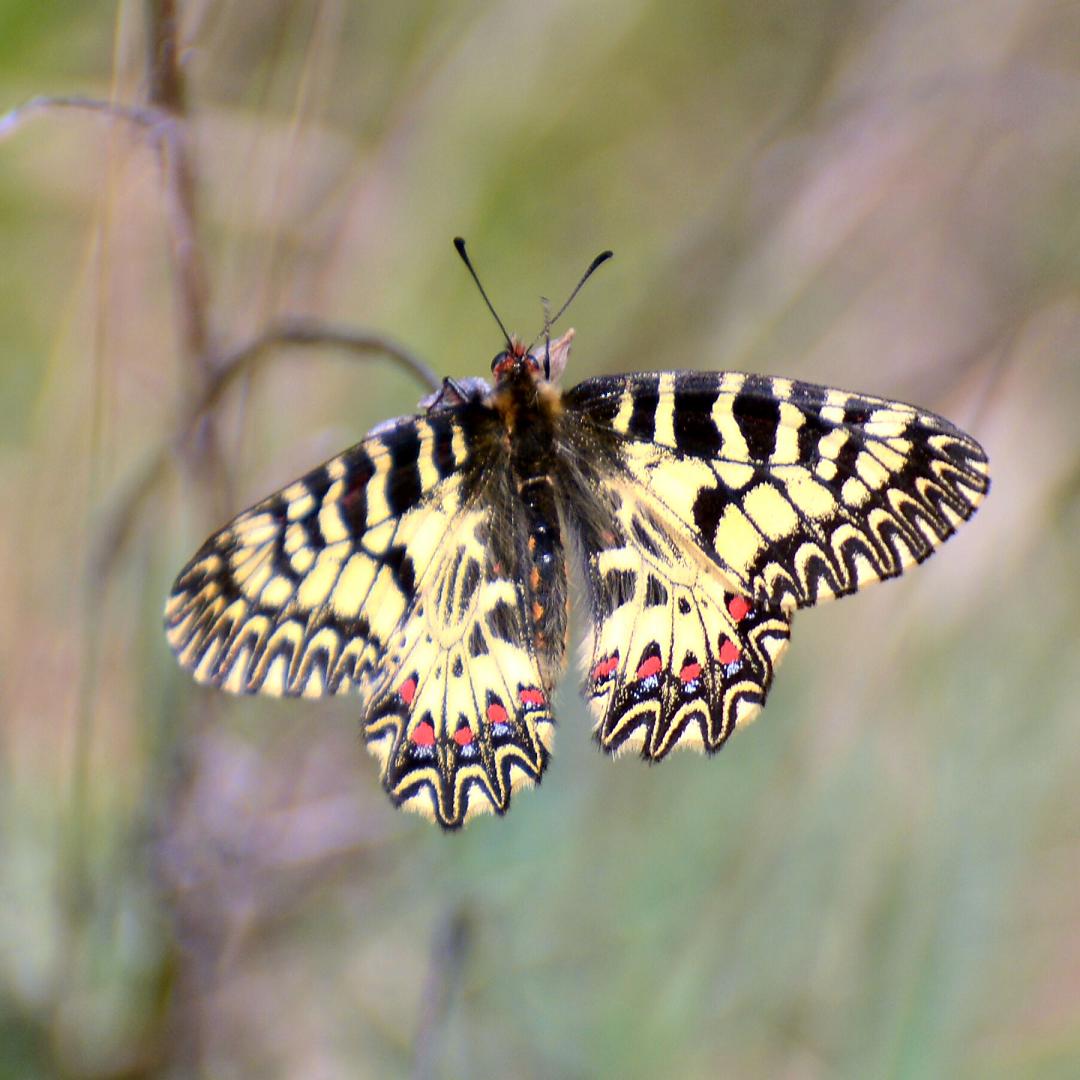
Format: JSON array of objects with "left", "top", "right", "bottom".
[
  {"left": 565, "top": 371, "right": 990, "bottom": 611},
  {"left": 166, "top": 413, "right": 471, "bottom": 698}
]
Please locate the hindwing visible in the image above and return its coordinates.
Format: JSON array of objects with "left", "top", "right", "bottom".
[
  {"left": 578, "top": 476, "right": 791, "bottom": 758},
  {"left": 360, "top": 492, "right": 560, "bottom": 827}
]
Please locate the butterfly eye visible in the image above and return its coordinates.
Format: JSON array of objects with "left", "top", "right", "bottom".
[{"left": 490, "top": 350, "right": 510, "bottom": 373}]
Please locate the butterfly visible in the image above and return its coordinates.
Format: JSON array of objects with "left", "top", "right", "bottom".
[{"left": 165, "top": 241, "right": 990, "bottom": 828}]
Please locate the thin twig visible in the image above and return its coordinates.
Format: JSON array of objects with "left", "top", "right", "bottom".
[
  {"left": 0, "top": 93, "right": 180, "bottom": 141},
  {"left": 225, "top": 317, "right": 441, "bottom": 394},
  {"left": 93, "top": 317, "right": 441, "bottom": 580},
  {"left": 0, "top": 85, "right": 212, "bottom": 366},
  {"left": 0, "top": 88, "right": 216, "bottom": 380},
  {"left": 147, "top": 0, "right": 214, "bottom": 378},
  {"left": 148, "top": 0, "right": 187, "bottom": 113},
  {"left": 412, "top": 907, "right": 471, "bottom": 1080}
]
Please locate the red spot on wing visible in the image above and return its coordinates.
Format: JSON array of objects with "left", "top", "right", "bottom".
[
  {"left": 519, "top": 688, "right": 546, "bottom": 708},
  {"left": 636, "top": 655, "right": 663, "bottom": 680},
  {"left": 398, "top": 677, "right": 417, "bottom": 705},
  {"left": 719, "top": 638, "right": 742, "bottom": 665},
  {"left": 411, "top": 720, "right": 435, "bottom": 747},
  {"left": 591, "top": 654, "right": 619, "bottom": 681},
  {"left": 452, "top": 725, "right": 474, "bottom": 746},
  {"left": 679, "top": 661, "right": 702, "bottom": 683},
  {"left": 728, "top": 596, "right": 751, "bottom": 622},
  {"left": 487, "top": 701, "right": 509, "bottom": 726}
]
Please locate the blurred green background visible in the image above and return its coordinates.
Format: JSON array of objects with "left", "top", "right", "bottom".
[{"left": 2, "top": 1, "right": 1078, "bottom": 1076}]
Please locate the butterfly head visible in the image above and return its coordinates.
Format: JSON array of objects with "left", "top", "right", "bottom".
[
  {"left": 453, "top": 237, "right": 603, "bottom": 390},
  {"left": 491, "top": 328, "right": 575, "bottom": 385}
]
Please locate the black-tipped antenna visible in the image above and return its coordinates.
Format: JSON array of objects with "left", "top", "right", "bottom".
[
  {"left": 550, "top": 249, "right": 613, "bottom": 326},
  {"left": 528, "top": 249, "right": 613, "bottom": 351},
  {"left": 454, "top": 237, "right": 513, "bottom": 350},
  {"left": 540, "top": 296, "right": 553, "bottom": 379}
]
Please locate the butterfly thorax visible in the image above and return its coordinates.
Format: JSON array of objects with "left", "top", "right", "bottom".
[{"left": 490, "top": 372, "right": 562, "bottom": 463}]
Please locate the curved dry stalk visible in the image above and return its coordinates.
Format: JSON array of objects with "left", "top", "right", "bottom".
[
  {"left": 93, "top": 317, "right": 441, "bottom": 581},
  {"left": 1, "top": 90, "right": 214, "bottom": 371},
  {"left": 411, "top": 907, "right": 472, "bottom": 1080},
  {"left": 0, "top": 94, "right": 181, "bottom": 140},
  {"left": 217, "top": 317, "right": 440, "bottom": 399}
]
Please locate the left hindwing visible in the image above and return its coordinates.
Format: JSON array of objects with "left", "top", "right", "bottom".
[{"left": 361, "top": 497, "right": 558, "bottom": 827}]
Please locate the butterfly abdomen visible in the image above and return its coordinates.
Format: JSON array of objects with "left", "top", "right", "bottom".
[
  {"left": 479, "top": 366, "right": 572, "bottom": 687},
  {"left": 516, "top": 475, "right": 568, "bottom": 688}
]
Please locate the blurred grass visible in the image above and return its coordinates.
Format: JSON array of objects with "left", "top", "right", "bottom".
[{"left": 1, "top": 0, "right": 1079, "bottom": 1076}]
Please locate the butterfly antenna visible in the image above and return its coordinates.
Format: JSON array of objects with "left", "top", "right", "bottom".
[
  {"left": 540, "top": 296, "right": 553, "bottom": 379},
  {"left": 528, "top": 249, "right": 613, "bottom": 350},
  {"left": 550, "top": 249, "right": 613, "bottom": 325},
  {"left": 454, "top": 237, "right": 513, "bottom": 350}
]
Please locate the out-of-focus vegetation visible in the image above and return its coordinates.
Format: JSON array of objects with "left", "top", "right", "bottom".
[{"left": 1, "top": 1, "right": 1078, "bottom": 1076}]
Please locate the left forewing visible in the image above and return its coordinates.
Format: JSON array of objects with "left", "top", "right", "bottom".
[{"left": 165, "top": 413, "right": 472, "bottom": 698}]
